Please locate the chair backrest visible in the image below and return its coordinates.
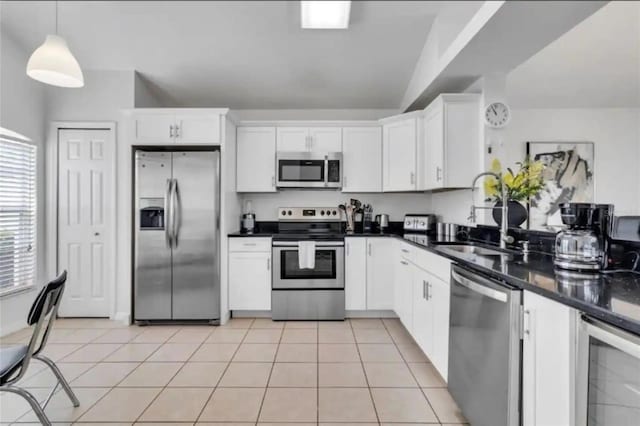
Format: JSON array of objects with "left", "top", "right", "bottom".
[
  {"left": 4, "top": 271, "right": 68, "bottom": 385},
  {"left": 27, "top": 271, "right": 67, "bottom": 326}
]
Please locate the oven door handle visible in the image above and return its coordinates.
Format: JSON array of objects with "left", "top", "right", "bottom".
[
  {"left": 581, "top": 316, "right": 640, "bottom": 358},
  {"left": 273, "top": 241, "right": 344, "bottom": 247}
]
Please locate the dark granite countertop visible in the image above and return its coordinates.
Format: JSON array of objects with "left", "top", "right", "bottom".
[{"left": 227, "top": 229, "right": 640, "bottom": 335}]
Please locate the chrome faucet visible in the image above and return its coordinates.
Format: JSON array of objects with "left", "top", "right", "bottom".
[{"left": 469, "top": 172, "right": 514, "bottom": 250}]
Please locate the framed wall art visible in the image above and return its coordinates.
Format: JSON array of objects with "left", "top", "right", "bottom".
[{"left": 526, "top": 141, "right": 595, "bottom": 230}]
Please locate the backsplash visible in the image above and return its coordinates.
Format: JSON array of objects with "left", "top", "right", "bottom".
[{"left": 239, "top": 191, "right": 432, "bottom": 221}]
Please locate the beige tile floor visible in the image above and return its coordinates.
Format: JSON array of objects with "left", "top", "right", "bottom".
[{"left": 0, "top": 317, "right": 467, "bottom": 425}]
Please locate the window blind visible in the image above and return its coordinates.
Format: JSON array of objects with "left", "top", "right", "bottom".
[{"left": 0, "top": 136, "right": 37, "bottom": 292}]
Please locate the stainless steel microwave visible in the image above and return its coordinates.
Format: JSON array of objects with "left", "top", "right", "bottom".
[{"left": 276, "top": 152, "right": 342, "bottom": 189}]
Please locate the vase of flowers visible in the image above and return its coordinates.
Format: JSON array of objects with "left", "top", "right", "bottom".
[{"left": 484, "top": 157, "right": 545, "bottom": 228}]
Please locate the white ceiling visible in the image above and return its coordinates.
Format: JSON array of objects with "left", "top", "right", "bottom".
[
  {"left": 0, "top": 1, "right": 440, "bottom": 108},
  {"left": 507, "top": 1, "right": 640, "bottom": 109}
]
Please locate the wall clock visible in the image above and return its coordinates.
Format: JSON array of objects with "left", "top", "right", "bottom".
[{"left": 484, "top": 101, "right": 510, "bottom": 128}]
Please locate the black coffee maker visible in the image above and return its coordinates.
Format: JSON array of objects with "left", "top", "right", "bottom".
[{"left": 554, "top": 203, "right": 614, "bottom": 271}]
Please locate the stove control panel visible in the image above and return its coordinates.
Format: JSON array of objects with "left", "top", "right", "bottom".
[{"left": 278, "top": 207, "right": 341, "bottom": 221}]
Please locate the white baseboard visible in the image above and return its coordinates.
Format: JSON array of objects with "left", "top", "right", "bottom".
[
  {"left": 231, "top": 310, "right": 271, "bottom": 318},
  {"left": 346, "top": 310, "right": 398, "bottom": 318},
  {"left": 113, "top": 311, "right": 131, "bottom": 324}
]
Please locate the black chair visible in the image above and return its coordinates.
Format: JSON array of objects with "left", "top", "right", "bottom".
[{"left": 0, "top": 271, "right": 79, "bottom": 425}]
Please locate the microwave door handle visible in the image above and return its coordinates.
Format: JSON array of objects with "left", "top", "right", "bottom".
[{"left": 324, "top": 156, "right": 329, "bottom": 187}]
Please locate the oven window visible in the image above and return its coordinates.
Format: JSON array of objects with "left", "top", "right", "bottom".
[
  {"left": 279, "top": 160, "right": 324, "bottom": 182},
  {"left": 587, "top": 337, "right": 640, "bottom": 425},
  {"left": 280, "top": 250, "right": 336, "bottom": 279}
]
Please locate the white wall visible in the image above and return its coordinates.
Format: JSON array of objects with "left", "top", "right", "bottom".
[
  {"left": 240, "top": 191, "right": 431, "bottom": 222},
  {"left": 0, "top": 30, "right": 47, "bottom": 335},
  {"left": 505, "top": 108, "right": 640, "bottom": 216},
  {"left": 46, "top": 70, "right": 135, "bottom": 322}
]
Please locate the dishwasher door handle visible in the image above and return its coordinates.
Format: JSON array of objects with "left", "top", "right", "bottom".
[{"left": 452, "top": 270, "right": 508, "bottom": 303}]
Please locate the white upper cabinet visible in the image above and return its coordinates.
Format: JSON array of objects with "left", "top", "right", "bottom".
[
  {"left": 382, "top": 116, "right": 420, "bottom": 192},
  {"left": 175, "top": 114, "right": 221, "bottom": 144},
  {"left": 276, "top": 127, "right": 342, "bottom": 152},
  {"left": 422, "top": 94, "right": 480, "bottom": 190},
  {"left": 522, "top": 290, "right": 575, "bottom": 426},
  {"left": 342, "top": 127, "right": 382, "bottom": 193},
  {"left": 237, "top": 127, "right": 277, "bottom": 192},
  {"left": 132, "top": 111, "right": 222, "bottom": 145},
  {"left": 345, "top": 237, "right": 367, "bottom": 311},
  {"left": 134, "top": 114, "right": 176, "bottom": 144},
  {"left": 276, "top": 127, "right": 309, "bottom": 151},
  {"left": 308, "top": 127, "right": 342, "bottom": 152}
]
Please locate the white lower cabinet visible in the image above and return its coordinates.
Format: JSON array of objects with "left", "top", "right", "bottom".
[
  {"left": 366, "top": 238, "right": 395, "bottom": 310},
  {"left": 429, "top": 276, "right": 450, "bottom": 380},
  {"left": 228, "top": 239, "right": 272, "bottom": 311},
  {"left": 522, "top": 290, "right": 575, "bottom": 426},
  {"left": 395, "top": 256, "right": 414, "bottom": 332},
  {"left": 412, "top": 267, "right": 434, "bottom": 356},
  {"left": 345, "top": 238, "right": 367, "bottom": 310}
]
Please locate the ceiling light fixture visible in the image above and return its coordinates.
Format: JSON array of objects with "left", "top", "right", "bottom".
[
  {"left": 301, "top": 1, "right": 351, "bottom": 29},
  {"left": 26, "top": 0, "right": 84, "bottom": 88}
]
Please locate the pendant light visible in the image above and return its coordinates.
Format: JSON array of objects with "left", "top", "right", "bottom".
[{"left": 26, "top": 1, "right": 84, "bottom": 88}]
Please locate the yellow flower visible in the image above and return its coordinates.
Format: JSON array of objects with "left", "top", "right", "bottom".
[
  {"left": 484, "top": 176, "right": 498, "bottom": 197},
  {"left": 490, "top": 158, "right": 502, "bottom": 174},
  {"left": 503, "top": 170, "right": 514, "bottom": 187}
]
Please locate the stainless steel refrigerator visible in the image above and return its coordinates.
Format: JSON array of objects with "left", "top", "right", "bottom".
[{"left": 133, "top": 149, "right": 220, "bottom": 323}]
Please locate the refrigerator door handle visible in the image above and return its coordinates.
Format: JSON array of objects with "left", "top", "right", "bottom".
[
  {"left": 165, "top": 178, "right": 173, "bottom": 248},
  {"left": 172, "top": 178, "right": 181, "bottom": 247}
]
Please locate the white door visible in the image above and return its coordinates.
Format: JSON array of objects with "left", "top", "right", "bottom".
[
  {"left": 424, "top": 108, "right": 444, "bottom": 190},
  {"left": 345, "top": 238, "right": 367, "bottom": 310},
  {"left": 383, "top": 119, "right": 417, "bottom": 191},
  {"left": 237, "top": 127, "right": 277, "bottom": 192},
  {"left": 308, "top": 127, "right": 342, "bottom": 152},
  {"left": 133, "top": 114, "right": 175, "bottom": 144},
  {"left": 366, "top": 238, "right": 394, "bottom": 310},
  {"left": 276, "top": 127, "right": 309, "bottom": 151},
  {"left": 522, "top": 291, "right": 574, "bottom": 426},
  {"left": 57, "top": 129, "right": 114, "bottom": 317},
  {"left": 342, "top": 127, "right": 382, "bottom": 192},
  {"left": 412, "top": 268, "right": 434, "bottom": 358},
  {"left": 229, "top": 252, "right": 271, "bottom": 310},
  {"left": 175, "top": 114, "right": 221, "bottom": 144},
  {"left": 430, "top": 276, "right": 450, "bottom": 380}
]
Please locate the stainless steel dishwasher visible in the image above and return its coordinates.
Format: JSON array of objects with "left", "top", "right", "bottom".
[{"left": 448, "top": 265, "right": 522, "bottom": 426}]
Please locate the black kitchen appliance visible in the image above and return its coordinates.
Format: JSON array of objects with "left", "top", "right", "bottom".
[{"left": 554, "top": 203, "right": 614, "bottom": 271}]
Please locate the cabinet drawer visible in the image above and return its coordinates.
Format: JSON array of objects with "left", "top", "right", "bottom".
[
  {"left": 399, "top": 242, "right": 415, "bottom": 263},
  {"left": 229, "top": 238, "right": 271, "bottom": 252},
  {"left": 414, "top": 248, "right": 451, "bottom": 282}
]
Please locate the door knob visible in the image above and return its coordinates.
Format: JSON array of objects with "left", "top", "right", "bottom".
[{"left": 94, "top": 232, "right": 100, "bottom": 236}]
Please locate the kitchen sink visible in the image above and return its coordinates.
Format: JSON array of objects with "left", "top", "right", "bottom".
[{"left": 436, "top": 244, "right": 510, "bottom": 256}]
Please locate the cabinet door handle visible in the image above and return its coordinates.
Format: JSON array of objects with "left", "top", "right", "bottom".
[
  {"left": 346, "top": 242, "right": 350, "bottom": 256},
  {"left": 523, "top": 309, "right": 531, "bottom": 336},
  {"left": 368, "top": 243, "right": 372, "bottom": 256},
  {"left": 423, "top": 280, "right": 426, "bottom": 299},
  {"left": 428, "top": 282, "right": 432, "bottom": 300},
  {"left": 425, "top": 281, "right": 430, "bottom": 300},
  {"left": 267, "top": 258, "right": 270, "bottom": 271},
  {"left": 401, "top": 248, "right": 410, "bottom": 254},
  {"left": 436, "top": 166, "right": 442, "bottom": 182},
  {"left": 271, "top": 176, "right": 275, "bottom": 187},
  {"left": 410, "top": 172, "right": 415, "bottom": 185},
  {"left": 400, "top": 260, "right": 408, "bottom": 266},
  {"left": 169, "top": 125, "right": 174, "bottom": 138},
  {"left": 175, "top": 124, "right": 181, "bottom": 138}
]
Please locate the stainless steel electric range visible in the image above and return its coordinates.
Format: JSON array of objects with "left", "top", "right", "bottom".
[{"left": 271, "top": 207, "right": 345, "bottom": 321}]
